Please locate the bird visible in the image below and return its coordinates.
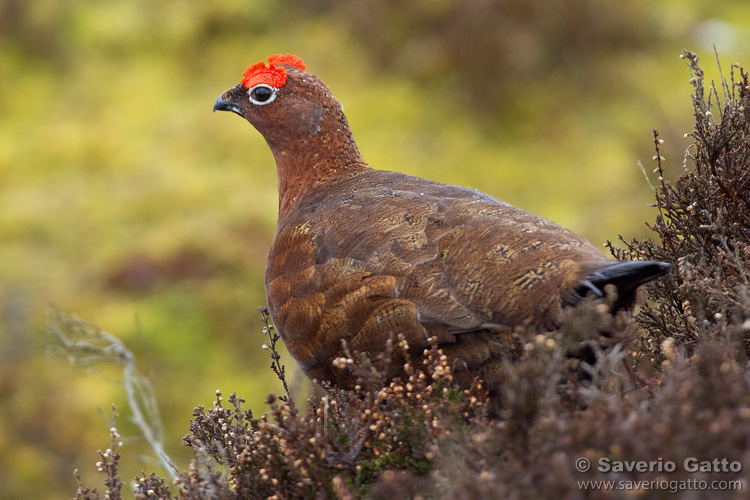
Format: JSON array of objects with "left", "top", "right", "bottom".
[{"left": 213, "top": 53, "right": 670, "bottom": 395}]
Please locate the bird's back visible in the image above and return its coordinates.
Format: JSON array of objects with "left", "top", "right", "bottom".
[{"left": 266, "top": 168, "right": 610, "bottom": 385}]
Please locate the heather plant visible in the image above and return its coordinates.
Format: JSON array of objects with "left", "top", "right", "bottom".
[
  {"left": 70, "top": 51, "right": 750, "bottom": 499},
  {"left": 607, "top": 50, "right": 750, "bottom": 364}
]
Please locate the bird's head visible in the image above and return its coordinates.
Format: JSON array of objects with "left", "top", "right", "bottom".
[
  {"left": 214, "top": 54, "right": 366, "bottom": 218},
  {"left": 213, "top": 54, "right": 354, "bottom": 155}
]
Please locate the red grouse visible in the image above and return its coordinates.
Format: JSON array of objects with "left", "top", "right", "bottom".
[{"left": 214, "top": 54, "right": 669, "bottom": 392}]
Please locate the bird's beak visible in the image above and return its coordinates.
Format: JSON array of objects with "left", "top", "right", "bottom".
[{"left": 213, "top": 90, "right": 244, "bottom": 117}]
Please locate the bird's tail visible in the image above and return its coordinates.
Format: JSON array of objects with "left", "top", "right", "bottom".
[{"left": 570, "top": 260, "right": 671, "bottom": 311}]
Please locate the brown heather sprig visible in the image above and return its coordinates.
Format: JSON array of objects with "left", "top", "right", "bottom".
[
  {"left": 74, "top": 406, "right": 126, "bottom": 500},
  {"left": 607, "top": 50, "right": 750, "bottom": 364},
  {"left": 181, "top": 335, "right": 487, "bottom": 499},
  {"left": 259, "top": 306, "right": 293, "bottom": 404}
]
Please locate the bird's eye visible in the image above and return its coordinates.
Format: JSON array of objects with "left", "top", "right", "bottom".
[{"left": 248, "top": 84, "right": 277, "bottom": 105}]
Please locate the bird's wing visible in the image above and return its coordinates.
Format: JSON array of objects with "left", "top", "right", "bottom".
[{"left": 266, "top": 170, "right": 611, "bottom": 374}]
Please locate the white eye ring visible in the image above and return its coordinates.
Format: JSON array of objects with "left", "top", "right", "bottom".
[{"left": 247, "top": 84, "right": 278, "bottom": 105}]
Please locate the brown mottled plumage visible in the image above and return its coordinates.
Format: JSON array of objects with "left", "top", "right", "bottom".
[{"left": 214, "top": 55, "right": 669, "bottom": 394}]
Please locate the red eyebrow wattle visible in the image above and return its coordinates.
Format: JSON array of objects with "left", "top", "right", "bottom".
[{"left": 240, "top": 54, "right": 306, "bottom": 89}]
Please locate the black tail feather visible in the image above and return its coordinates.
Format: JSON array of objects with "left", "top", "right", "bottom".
[{"left": 570, "top": 260, "right": 671, "bottom": 311}]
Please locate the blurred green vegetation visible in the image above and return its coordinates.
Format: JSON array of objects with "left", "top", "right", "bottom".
[{"left": 0, "top": 0, "right": 748, "bottom": 498}]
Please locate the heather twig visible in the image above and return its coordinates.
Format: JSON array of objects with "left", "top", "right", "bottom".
[{"left": 258, "top": 306, "right": 293, "bottom": 405}]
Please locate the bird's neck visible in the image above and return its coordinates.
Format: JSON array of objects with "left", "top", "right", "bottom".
[{"left": 270, "top": 130, "right": 370, "bottom": 221}]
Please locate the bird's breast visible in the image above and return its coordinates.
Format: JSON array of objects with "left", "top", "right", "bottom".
[{"left": 264, "top": 169, "right": 607, "bottom": 381}]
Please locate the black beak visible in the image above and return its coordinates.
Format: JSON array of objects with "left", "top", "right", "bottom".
[{"left": 213, "top": 91, "right": 244, "bottom": 117}]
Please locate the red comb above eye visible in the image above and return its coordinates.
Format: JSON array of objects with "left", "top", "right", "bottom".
[
  {"left": 268, "top": 53, "right": 306, "bottom": 71},
  {"left": 241, "top": 61, "right": 286, "bottom": 89},
  {"left": 241, "top": 54, "right": 307, "bottom": 89}
]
